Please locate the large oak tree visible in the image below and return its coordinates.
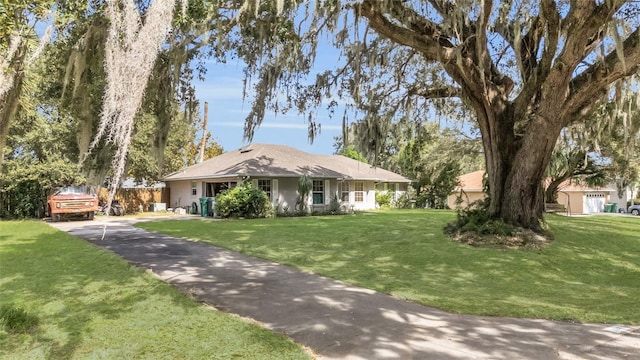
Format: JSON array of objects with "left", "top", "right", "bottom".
[{"left": 233, "top": 1, "right": 640, "bottom": 230}]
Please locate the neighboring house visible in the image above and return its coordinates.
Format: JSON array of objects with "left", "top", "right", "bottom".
[
  {"left": 447, "top": 171, "right": 617, "bottom": 215},
  {"left": 554, "top": 180, "right": 617, "bottom": 215},
  {"left": 162, "top": 143, "right": 411, "bottom": 212},
  {"left": 610, "top": 184, "right": 639, "bottom": 213},
  {"left": 446, "top": 170, "right": 486, "bottom": 209}
]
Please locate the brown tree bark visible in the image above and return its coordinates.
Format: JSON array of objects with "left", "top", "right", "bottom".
[{"left": 0, "top": 68, "right": 25, "bottom": 173}]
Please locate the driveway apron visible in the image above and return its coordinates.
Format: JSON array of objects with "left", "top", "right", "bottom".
[{"left": 50, "top": 217, "right": 640, "bottom": 360}]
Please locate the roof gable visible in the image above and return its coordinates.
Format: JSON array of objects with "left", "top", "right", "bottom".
[{"left": 455, "top": 170, "right": 485, "bottom": 192}]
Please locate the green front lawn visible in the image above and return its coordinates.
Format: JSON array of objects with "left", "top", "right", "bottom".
[
  {"left": 139, "top": 210, "right": 640, "bottom": 324},
  {"left": 0, "top": 221, "right": 310, "bottom": 360}
]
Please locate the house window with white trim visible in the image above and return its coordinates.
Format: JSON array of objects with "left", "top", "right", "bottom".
[
  {"left": 258, "top": 179, "right": 271, "bottom": 200},
  {"left": 312, "top": 180, "right": 324, "bottom": 204},
  {"left": 191, "top": 182, "right": 197, "bottom": 196},
  {"left": 340, "top": 182, "right": 350, "bottom": 202},
  {"left": 355, "top": 182, "right": 364, "bottom": 202}
]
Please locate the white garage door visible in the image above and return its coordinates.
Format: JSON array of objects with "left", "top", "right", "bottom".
[{"left": 583, "top": 193, "right": 605, "bottom": 214}]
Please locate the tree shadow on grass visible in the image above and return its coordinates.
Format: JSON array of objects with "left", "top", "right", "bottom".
[
  {"left": 1, "top": 232, "right": 150, "bottom": 358},
  {"left": 1, "top": 223, "right": 253, "bottom": 360},
  {"left": 140, "top": 212, "right": 640, "bottom": 325},
  {"left": 69, "top": 220, "right": 640, "bottom": 359}
]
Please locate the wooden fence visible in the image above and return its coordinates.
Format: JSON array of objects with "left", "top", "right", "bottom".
[{"left": 98, "top": 188, "right": 170, "bottom": 213}]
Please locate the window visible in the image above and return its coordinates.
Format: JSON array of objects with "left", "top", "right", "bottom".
[
  {"left": 258, "top": 179, "right": 271, "bottom": 200},
  {"left": 191, "top": 182, "right": 197, "bottom": 196},
  {"left": 355, "top": 182, "right": 364, "bottom": 202},
  {"left": 340, "top": 182, "right": 350, "bottom": 202},
  {"left": 312, "top": 180, "right": 324, "bottom": 205}
]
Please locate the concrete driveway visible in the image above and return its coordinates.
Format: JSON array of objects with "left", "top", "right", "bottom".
[{"left": 49, "top": 216, "right": 640, "bottom": 359}]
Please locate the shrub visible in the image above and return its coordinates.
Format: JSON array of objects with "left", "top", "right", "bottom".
[
  {"left": 375, "top": 191, "right": 393, "bottom": 208},
  {"left": 393, "top": 193, "right": 411, "bottom": 209},
  {"left": 328, "top": 194, "right": 342, "bottom": 215},
  {"left": 214, "top": 182, "right": 270, "bottom": 219},
  {"left": 275, "top": 203, "right": 293, "bottom": 217},
  {"left": 0, "top": 304, "right": 39, "bottom": 334},
  {"left": 445, "top": 199, "right": 515, "bottom": 237}
]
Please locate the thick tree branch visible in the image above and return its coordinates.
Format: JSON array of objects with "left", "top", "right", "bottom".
[
  {"left": 474, "top": 0, "right": 493, "bottom": 83},
  {"left": 408, "top": 85, "right": 462, "bottom": 99},
  {"left": 565, "top": 26, "right": 640, "bottom": 124},
  {"left": 556, "top": 1, "right": 627, "bottom": 75},
  {"left": 512, "top": 0, "right": 560, "bottom": 119},
  {"left": 356, "top": 1, "right": 453, "bottom": 62},
  {"left": 427, "top": 0, "right": 455, "bottom": 17}
]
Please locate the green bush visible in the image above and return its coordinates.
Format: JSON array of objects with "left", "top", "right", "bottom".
[
  {"left": 328, "top": 194, "right": 342, "bottom": 215},
  {"left": 393, "top": 193, "right": 411, "bottom": 209},
  {"left": 375, "top": 191, "right": 393, "bottom": 208},
  {"left": 446, "top": 199, "right": 514, "bottom": 237},
  {"left": 214, "top": 183, "right": 270, "bottom": 219},
  {"left": 0, "top": 304, "right": 39, "bottom": 334}
]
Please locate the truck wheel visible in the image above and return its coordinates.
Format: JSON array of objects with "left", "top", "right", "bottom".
[
  {"left": 52, "top": 213, "right": 61, "bottom": 222},
  {"left": 88, "top": 212, "right": 94, "bottom": 220}
]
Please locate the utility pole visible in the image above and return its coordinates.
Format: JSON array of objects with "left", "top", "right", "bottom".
[{"left": 198, "top": 101, "right": 208, "bottom": 163}]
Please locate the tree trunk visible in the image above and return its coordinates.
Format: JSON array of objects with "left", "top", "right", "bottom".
[
  {"left": 483, "top": 113, "right": 562, "bottom": 231},
  {"left": 0, "top": 71, "right": 25, "bottom": 172},
  {"left": 544, "top": 178, "right": 564, "bottom": 203}
]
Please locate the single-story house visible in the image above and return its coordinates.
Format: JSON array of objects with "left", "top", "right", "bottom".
[
  {"left": 554, "top": 180, "right": 617, "bottom": 215},
  {"left": 447, "top": 171, "right": 617, "bottom": 215},
  {"left": 163, "top": 143, "right": 411, "bottom": 212}
]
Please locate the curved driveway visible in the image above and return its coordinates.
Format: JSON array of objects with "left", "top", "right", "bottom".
[{"left": 50, "top": 216, "right": 640, "bottom": 360}]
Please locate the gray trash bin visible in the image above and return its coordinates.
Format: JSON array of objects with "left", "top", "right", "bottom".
[{"left": 206, "top": 197, "right": 215, "bottom": 217}]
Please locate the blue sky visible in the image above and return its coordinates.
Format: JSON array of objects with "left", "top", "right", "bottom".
[{"left": 194, "top": 60, "right": 343, "bottom": 155}]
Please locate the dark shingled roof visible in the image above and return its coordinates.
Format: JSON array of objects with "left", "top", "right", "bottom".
[{"left": 163, "top": 143, "right": 411, "bottom": 182}]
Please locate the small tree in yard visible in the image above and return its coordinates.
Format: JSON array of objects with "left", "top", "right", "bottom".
[{"left": 295, "top": 175, "right": 312, "bottom": 215}]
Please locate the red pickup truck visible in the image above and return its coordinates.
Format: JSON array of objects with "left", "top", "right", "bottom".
[{"left": 47, "top": 185, "right": 100, "bottom": 222}]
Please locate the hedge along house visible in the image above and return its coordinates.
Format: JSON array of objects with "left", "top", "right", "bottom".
[
  {"left": 163, "top": 144, "right": 411, "bottom": 213},
  {"left": 448, "top": 170, "right": 617, "bottom": 215}
]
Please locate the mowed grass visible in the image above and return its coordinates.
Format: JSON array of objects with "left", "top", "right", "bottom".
[
  {"left": 0, "top": 221, "right": 310, "bottom": 360},
  {"left": 139, "top": 210, "right": 640, "bottom": 324}
]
